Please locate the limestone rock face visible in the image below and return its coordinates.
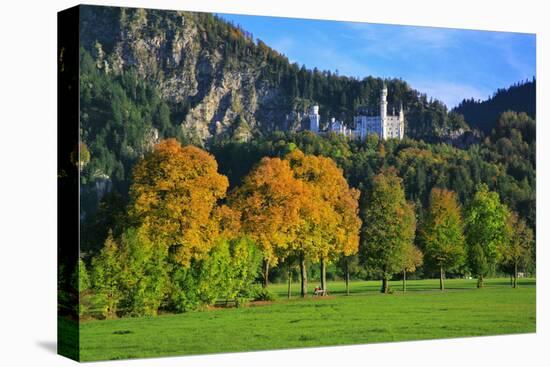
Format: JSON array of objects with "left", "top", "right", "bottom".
[{"left": 80, "top": 7, "right": 302, "bottom": 144}]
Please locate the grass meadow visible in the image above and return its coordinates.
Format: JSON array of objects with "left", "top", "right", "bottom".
[{"left": 74, "top": 278, "right": 536, "bottom": 361}]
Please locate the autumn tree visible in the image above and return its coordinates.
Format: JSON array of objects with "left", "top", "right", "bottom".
[
  {"left": 420, "top": 188, "right": 466, "bottom": 291},
  {"left": 285, "top": 149, "right": 361, "bottom": 296},
  {"left": 70, "top": 142, "right": 90, "bottom": 169},
  {"left": 128, "top": 139, "right": 229, "bottom": 267},
  {"left": 400, "top": 244, "right": 423, "bottom": 292},
  {"left": 229, "top": 156, "right": 307, "bottom": 287},
  {"left": 498, "top": 212, "right": 534, "bottom": 288},
  {"left": 361, "top": 169, "right": 416, "bottom": 293},
  {"left": 464, "top": 184, "right": 509, "bottom": 288}
]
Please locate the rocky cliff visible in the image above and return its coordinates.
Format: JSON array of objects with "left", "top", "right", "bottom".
[{"left": 80, "top": 6, "right": 306, "bottom": 143}]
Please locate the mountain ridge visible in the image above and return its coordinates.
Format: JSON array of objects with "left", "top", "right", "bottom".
[
  {"left": 79, "top": 5, "right": 466, "bottom": 144},
  {"left": 453, "top": 79, "right": 535, "bottom": 134}
]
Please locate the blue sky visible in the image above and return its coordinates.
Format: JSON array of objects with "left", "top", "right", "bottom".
[{"left": 219, "top": 13, "right": 536, "bottom": 108}]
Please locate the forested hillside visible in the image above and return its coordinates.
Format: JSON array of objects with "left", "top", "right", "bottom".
[
  {"left": 78, "top": 6, "right": 467, "bottom": 192},
  {"left": 453, "top": 79, "right": 535, "bottom": 134},
  {"left": 77, "top": 5, "right": 536, "bottom": 262}
]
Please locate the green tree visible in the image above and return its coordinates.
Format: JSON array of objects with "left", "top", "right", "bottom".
[
  {"left": 361, "top": 169, "right": 416, "bottom": 293},
  {"left": 77, "top": 259, "right": 90, "bottom": 294},
  {"left": 167, "top": 242, "right": 229, "bottom": 312},
  {"left": 498, "top": 212, "right": 534, "bottom": 288},
  {"left": 117, "top": 227, "right": 168, "bottom": 316},
  {"left": 400, "top": 244, "right": 423, "bottom": 292},
  {"left": 75, "top": 259, "right": 91, "bottom": 317},
  {"left": 223, "top": 237, "right": 262, "bottom": 304},
  {"left": 90, "top": 231, "right": 122, "bottom": 318},
  {"left": 464, "top": 184, "right": 509, "bottom": 288},
  {"left": 420, "top": 188, "right": 466, "bottom": 290},
  {"left": 166, "top": 237, "right": 261, "bottom": 311}
]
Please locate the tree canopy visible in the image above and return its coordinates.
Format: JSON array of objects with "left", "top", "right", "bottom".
[
  {"left": 128, "top": 139, "right": 229, "bottom": 267},
  {"left": 465, "top": 184, "right": 509, "bottom": 287},
  {"left": 420, "top": 188, "right": 466, "bottom": 290},
  {"left": 361, "top": 169, "right": 416, "bottom": 293}
]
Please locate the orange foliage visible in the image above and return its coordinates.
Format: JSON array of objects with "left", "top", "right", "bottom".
[
  {"left": 129, "top": 139, "right": 229, "bottom": 267},
  {"left": 229, "top": 157, "right": 307, "bottom": 264}
]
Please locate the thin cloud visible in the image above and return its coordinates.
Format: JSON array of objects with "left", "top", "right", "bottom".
[{"left": 347, "top": 22, "right": 461, "bottom": 60}]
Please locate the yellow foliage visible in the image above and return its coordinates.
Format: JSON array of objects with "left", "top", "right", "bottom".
[
  {"left": 129, "top": 139, "right": 229, "bottom": 267},
  {"left": 285, "top": 149, "right": 362, "bottom": 262},
  {"left": 229, "top": 157, "right": 308, "bottom": 264}
]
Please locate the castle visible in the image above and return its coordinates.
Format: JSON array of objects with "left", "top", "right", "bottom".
[{"left": 308, "top": 86, "right": 405, "bottom": 140}]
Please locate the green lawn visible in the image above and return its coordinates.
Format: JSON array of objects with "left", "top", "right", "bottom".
[{"left": 76, "top": 278, "right": 536, "bottom": 361}]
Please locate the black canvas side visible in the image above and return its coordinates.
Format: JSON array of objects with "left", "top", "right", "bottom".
[{"left": 57, "top": 5, "right": 81, "bottom": 362}]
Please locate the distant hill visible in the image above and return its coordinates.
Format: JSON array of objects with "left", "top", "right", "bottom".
[{"left": 453, "top": 79, "right": 536, "bottom": 134}]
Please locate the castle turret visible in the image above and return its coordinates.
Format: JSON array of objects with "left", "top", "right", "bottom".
[
  {"left": 309, "top": 105, "right": 320, "bottom": 133},
  {"left": 380, "top": 85, "right": 388, "bottom": 139},
  {"left": 399, "top": 103, "right": 405, "bottom": 139},
  {"left": 380, "top": 85, "right": 388, "bottom": 121}
]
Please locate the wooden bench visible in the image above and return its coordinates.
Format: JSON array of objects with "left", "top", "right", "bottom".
[{"left": 214, "top": 299, "right": 238, "bottom": 308}]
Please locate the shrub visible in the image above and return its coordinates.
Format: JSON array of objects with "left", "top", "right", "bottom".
[
  {"left": 167, "top": 237, "right": 262, "bottom": 312},
  {"left": 249, "top": 285, "right": 276, "bottom": 302}
]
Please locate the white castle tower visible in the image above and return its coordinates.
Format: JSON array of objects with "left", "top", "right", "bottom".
[
  {"left": 307, "top": 86, "right": 404, "bottom": 140},
  {"left": 380, "top": 85, "right": 388, "bottom": 120},
  {"left": 309, "top": 105, "right": 320, "bottom": 133},
  {"left": 378, "top": 84, "right": 405, "bottom": 140},
  {"left": 399, "top": 103, "right": 405, "bottom": 137}
]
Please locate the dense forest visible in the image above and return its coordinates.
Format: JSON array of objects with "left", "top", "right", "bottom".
[
  {"left": 81, "top": 111, "right": 536, "bottom": 257},
  {"left": 68, "top": 6, "right": 536, "bottom": 319},
  {"left": 453, "top": 79, "right": 536, "bottom": 134}
]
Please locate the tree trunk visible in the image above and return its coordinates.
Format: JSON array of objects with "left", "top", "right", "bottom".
[
  {"left": 402, "top": 270, "right": 406, "bottom": 292},
  {"left": 510, "top": 273, "right": 513, "bottom": 286},
  {"left": 345, "top": 259, "right": 350, "bottom": 296},
  {"left": 320, "top": 257, "right": 327, "bottom": 294},
  {"left": 513, "top": 262, "right": 518, "bottom": 288},
  {"left": 477, "top": 274, "right": 484, "bottom": 288},
  {"left": 287, "top": 262, "right": 292, "bottom": 299},
  {"left": 262, "top": 259, "right": 270, "bottom": 288},
  {"left": 300, "top": 252, "right": 308, "bottom": 298},
  {"left": 440, "top": 266, "right": 445, "bottom": 291},
  {"left": 381, "top": 277, "right": 389, "bottom": 294}
]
